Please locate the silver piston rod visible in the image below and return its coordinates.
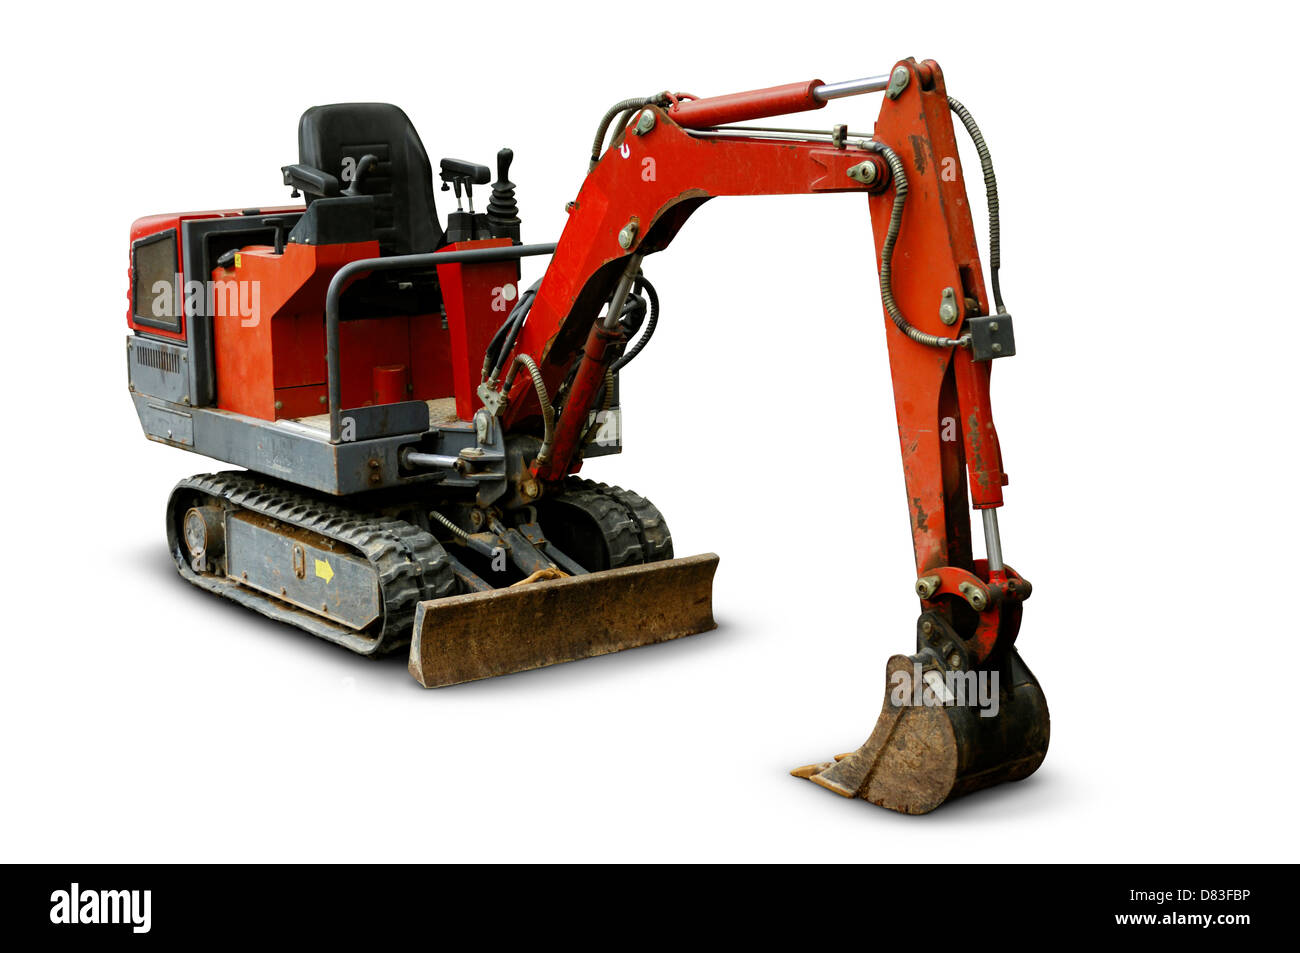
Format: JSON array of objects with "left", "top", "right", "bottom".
[
  {"left": 981, "top": 508, "right": 1004, "bottom": 574},
  {"left": 812, "top": 74, "right": 892, "bottom": 101}
]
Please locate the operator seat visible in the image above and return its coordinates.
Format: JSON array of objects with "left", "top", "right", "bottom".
[{"left": 297, "top": 103, "right": 443, "bottom": 255}]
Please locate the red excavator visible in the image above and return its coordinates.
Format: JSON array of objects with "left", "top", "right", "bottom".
[{"left": 126, "top": 57, "right": 1047, "bottom": 813}]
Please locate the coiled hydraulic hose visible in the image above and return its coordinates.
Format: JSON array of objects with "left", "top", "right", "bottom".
[
  {"left": 588, "top": 93, "right": 703, "bottom": 172},
  {"left": 948, "top": 97, "right": 1005, "bottom": 315},
  {"left": 590, "top": 96, "right": 663, "bottom": 172},
  {"left": 502, "top": 353, "right": 556, "bottom": 463},
  {"left": 868, "top": 141, "right": 968, "bottom": 349}
]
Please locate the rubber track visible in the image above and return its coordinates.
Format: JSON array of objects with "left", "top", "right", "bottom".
[
  {"left": 561, "top": 478, "right": 673, "bottom": 564},
  {"left": 550, "top": 480, "right": 645, "bottom": 569},
  {"left": 581, "top": 481, "right": 674, "bottom": 563},
  {"left": 171, "top": 471, "right": 458, "bottom": 653}
]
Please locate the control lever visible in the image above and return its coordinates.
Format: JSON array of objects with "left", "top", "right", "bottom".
[{"left": 439, "top": 158, "right": 491, "bottom": 213}]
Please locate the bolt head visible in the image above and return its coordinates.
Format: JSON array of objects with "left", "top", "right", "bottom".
[
  {"left": 948, "top": 653, "right": 962, "bottom": 668},
  {"left": 886, "top": 65, "right": 911, "bottom": 99}
]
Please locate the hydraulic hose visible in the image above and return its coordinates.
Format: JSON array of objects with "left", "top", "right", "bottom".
[
  {"left": 947, "top": 97, "right": 1005, "bottom": 314},
  {"left": 868, "top": 141, "right": 967, "bottom": 349},
  {"left": 610, "top": 276, "right": 658, "bottom": 372},
  {"left": 483, "top": 279, "right": 541, "bottom": 384},
  {"left": 502, "top": 353, "right": 555, "bottom": 463},
  {"left": 583, "top": 368, "right": 617, "bottom": 446},
  {"left": 589, "top": 96, "right": 662, "bottom": 172},
  {"left": 588, "top": 93, "right": 702, "bottom": 172}
]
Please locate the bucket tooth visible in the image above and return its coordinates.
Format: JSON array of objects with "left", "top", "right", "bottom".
[
  {"left": 408, "top": 553, "right": 718, "bottom": 687},
  {"left": 796, "top": 649, "right": 1049, "bottom": 814}
]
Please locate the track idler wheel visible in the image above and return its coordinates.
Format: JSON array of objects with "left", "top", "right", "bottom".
[{"left": 793, "top": 647, "right": 1049, "bottom": 814}]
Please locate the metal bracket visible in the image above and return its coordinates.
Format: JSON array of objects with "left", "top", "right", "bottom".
[
  {"left": 847, "top": 160, "right": 878, "bottom": 186},
  {"left": 967, "top": 314, "right": 1016, "bottom": 361},
  {"left": 634, "top": 109, "right": 656, "bottom": 135},
  {"left": 939, "top": 287, "right": 959, "bottom": 325},
  {"left": 885, "top": 65, "right": 910, "bottom": 100},
  {"left": 477, "top": 382, "right": 507, "bottom": 416}
]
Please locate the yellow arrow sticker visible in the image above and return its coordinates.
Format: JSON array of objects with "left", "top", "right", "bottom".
[
  {"left": 314, "top": 558, "right": 334, "bottom": 583},
  {"left": 234, "top": 252, "right": 242, "bottom": 269}
]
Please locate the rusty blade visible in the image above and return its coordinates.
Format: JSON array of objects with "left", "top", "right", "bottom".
[{"left": 408, "top": 553, "right": 719, "bottom": 687}]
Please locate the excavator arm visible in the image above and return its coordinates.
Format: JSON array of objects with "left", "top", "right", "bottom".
[{"left": 483, "top": 57, "right": 1048, "bottom": 812}]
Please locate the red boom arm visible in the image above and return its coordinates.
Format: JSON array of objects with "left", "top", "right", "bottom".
[{"left": 501, "top": 58, "right": 1022, "bottom": 662}]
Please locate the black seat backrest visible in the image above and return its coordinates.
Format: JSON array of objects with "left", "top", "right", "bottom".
[{"left": 298, "top": 103, "right": 442, "bottom": 255}]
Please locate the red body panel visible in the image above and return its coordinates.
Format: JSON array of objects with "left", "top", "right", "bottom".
[
  {"left": 436, "top": 238, "right": 521, "bottom": 420},
  {"left": 212, "top": 240, "right": 380, "bottom": 420},
  {"left": 205, "top": 235, "right": 511, "bottom": 423}
]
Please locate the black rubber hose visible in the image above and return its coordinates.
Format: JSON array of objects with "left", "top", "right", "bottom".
[
  {"left": 611, "top": 277, "right": 658, "bottom": 372},
  {"left": 948, "top": 96, "right": 1005, "bottom": 315},
  {"left": 481, "top": 312, "right": 514, "bottom": 383},
  {"left": 483, "top": 279, "right": 541, "bottom": 383}
]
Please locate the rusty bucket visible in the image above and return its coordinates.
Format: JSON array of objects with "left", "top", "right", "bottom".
[{"left": 794, "top": 647, "right": 1049, "bottom": 814}]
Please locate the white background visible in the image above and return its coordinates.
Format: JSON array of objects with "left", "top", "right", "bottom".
[{"left": 1, "top": 1, "right": 1294, "bottom": 863}]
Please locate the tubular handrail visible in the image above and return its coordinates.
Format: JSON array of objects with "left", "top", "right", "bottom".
[{"left": 323, "top": 242, "right": 558, "bottom": 443}]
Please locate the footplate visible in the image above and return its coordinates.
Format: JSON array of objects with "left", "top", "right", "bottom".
[{"left": 408, "top": 553, "right": 719, "bottom": 687}]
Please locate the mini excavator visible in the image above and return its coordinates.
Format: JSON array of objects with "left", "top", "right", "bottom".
[{"left": 125, "top": 58, "right": 1047, "bottom": 813}]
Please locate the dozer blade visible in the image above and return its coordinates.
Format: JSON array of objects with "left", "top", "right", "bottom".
[
  {"left": 793, "top": 649, "right": 1049, "bottom": 814},
  {"left": 408, "top": 553, "right": 719, "bottom": 687}
]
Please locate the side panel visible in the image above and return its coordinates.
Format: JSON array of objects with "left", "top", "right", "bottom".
[
  {"left": 436, "top": 238, "right": 521, "bottom": 420},
  {"left": 126, "top": 335, "right": 190, "bottom": 404}
]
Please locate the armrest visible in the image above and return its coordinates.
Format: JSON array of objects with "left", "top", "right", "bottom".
[
  {"left": 281, "top": 163, "right": 341, "bottom": 198},
  {"left": 439, "top": 157, "right": 491, "bottom": 185}
]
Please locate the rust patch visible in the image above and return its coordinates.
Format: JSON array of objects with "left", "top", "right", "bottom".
[
  {"left": 909, "top": 134, "right": 928, "bottom": 174},
  {"left": 912, "top": 496, "right": 930, "bottom": 532}
]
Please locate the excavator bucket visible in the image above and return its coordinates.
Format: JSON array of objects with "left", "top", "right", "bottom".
[
  {"left": 793, "top": 649, "right": 1049, "bottom": 814},
  {"left": 408, "top": 553, "right": 719, "bottom": 687}
]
